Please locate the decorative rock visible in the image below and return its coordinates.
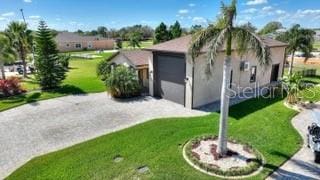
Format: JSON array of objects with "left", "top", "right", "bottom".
[
  {"left": 137, "top": 166, "right": 150, "bottom": 174},
  {"left": 113, "top": 155, "right": 124, "bottom": 163}
]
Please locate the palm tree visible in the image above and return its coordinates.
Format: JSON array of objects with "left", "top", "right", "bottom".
[
  {"left": 276, "top": 24, "right": 315, "bottom": 75},
  {"left": 0, "top": 34, "right": 16, "bottom": 79},
  {"left": 5, "top": 21, "right": 33, "bottom": 78},
  {"left": 189, "top": 0, "right": 271, "bottom": 156}
]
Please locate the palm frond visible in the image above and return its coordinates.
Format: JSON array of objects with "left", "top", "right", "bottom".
[
  {"left": 188, "top": 26, "right": 221, "bottom": 60},
  {"left": 206, "top": 28, "right": 228, "bottom": 67},
  {"left": 233, "top": 27, "right": 271, "bottom": 67}
]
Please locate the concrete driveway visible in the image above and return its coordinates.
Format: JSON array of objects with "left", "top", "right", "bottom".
[
  {"left": 0, "top": 93, "right": 207, "bottom": 179},
  {"left": 268, "top": 104, "right": 320, "bottom": 180}
]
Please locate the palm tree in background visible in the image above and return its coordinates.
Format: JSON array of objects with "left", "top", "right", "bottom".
[
  {"left": 0, "top": 34, "right": 16, "bottom": 79},
  {"left": 276, "top": 24, "right": 315, "bottom": 75},
  {"left": 189, "top": 0, "right": 271, "bottom": 156},
  {"left": 5, "top": 21, "right": 33, "bottom": 78}
]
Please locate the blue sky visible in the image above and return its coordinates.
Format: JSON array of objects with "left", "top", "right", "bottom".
[{"left": 0, "top": 0, "right": 319, "bottom": 31}]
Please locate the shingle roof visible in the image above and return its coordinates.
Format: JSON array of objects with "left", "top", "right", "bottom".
[
  {"left": 145, "top": 35, "right": 288, "bottom": 53},
  {"left": 55, "top": 32, "right": 111, "bottom": 42},
  {"left": 121, "top": 50, "right": 151, "bottom": 66}
]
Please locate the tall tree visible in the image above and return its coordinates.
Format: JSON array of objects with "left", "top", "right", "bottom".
[
  {"left": 128, "top": 32, "right": 142, "bottom": 49},
  {"left": 258, "top": 21, "right": 283, "bottom": 35},
  {"left": 170, "top": 21, "right": 182, "bottom": 39},
  {"left": 276, "top": 24, "right": 315, "bottom": 75},
  {"left": 154, "top": 22, "right": 170, "bottom": 44},
  {"left": 190, "top": 25, "right": 203, "bottom": 34},
  {"left": 76, "top": 29, "right": 84, "bottom": 35},
  {"left": 0, "top": 34, "right": 16, "bottom": 79},
  {"left": 97, "top": 26, "right": 108, "bottom": 38},
  {"left": 189, "top": 0, "right": 271, "bottom": 155},
  {"left": 5, "top": 21, "right": 33, "bottom": 78},
  {"left": 239, "top": 22, "right": 257, "bottom": 32},
  {"left": 34, "top": 21, "right": 66, "bottom": 90}
]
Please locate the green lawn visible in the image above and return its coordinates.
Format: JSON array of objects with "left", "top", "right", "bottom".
[
  {"left": 123, "top": 40, "right": 153, "bottom": 49},
  {"left": 6, "top": 96, "right": 301, "bottom": 179},
  {"left": 0, "top": 52, "right": 113, "bottom": 112}
]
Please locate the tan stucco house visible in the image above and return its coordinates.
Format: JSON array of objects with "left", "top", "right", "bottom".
[
  {"left": 110, "top": 50, "right": 151, "bottom": 90},
  {"left": 55, "top": 32, "right": 115, "bottom": 52},
  {"left": 145, "top": 35, "right": 287, "bottom": 109}
]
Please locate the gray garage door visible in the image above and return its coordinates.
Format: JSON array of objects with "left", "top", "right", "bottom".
[{"left": 155, "top": 54, "right": 186, "bottom": 106}]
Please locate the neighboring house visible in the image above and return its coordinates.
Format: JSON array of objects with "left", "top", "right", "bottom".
[
  {"left": 110, "top": 50, "right": 151, "bottom": 90},
  {"left": 145, "top": 35, "right": 287, "bottom": 109},
  {"left": 55, "top": 32, "right": 115, "bottom": 52}
]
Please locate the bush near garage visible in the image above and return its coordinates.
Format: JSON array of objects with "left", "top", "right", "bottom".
[{"left": 105, "top": 65, "right": 141, "bottom": 98}]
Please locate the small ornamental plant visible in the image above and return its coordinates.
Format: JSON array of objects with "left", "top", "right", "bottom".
[{"left": 0, "top": 77, "right": 26, "bottom": 97}]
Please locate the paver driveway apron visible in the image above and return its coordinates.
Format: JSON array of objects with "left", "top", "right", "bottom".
[{"left": 0, "top": 93, "right": 207, "bottom": 179}]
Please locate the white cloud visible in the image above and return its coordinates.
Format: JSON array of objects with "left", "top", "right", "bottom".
[
  {"left": 242, "top": 8, "right": 258, "bottom": 14},
  {"left": 192, "top": 17, "right": 207, "bottom": 25},
  {"left": 69, "top": 21, "right": 77, "bottom": 25},
  {"left": 275, "top": 10, "right": 286, "bottom": 15},
  {"left": 0, "top": 17, "right": 7, "bottom": 21},
  {"left": 246, "top": 0, "right": 268, "bottom": 5},
  {"left": 29, "top": 15, "right": 41, "bottom": 20},
  {"left": 262, "top": 6, "right": 272, "bottom": 11},
  {"left": 23, "top": 0, "right": 32, "bottom": 3},
  {"left": 55, "top": 18, "right": 61, "bottom": 21},
  {"left": 189, "top": 3, "right": 195, "bottom": 7},
  {"left": 296, "top": 9, "right": 320, "bottom": 16},
  {"left": 178, "top": 9, "right": 189, "bottom": 15},
  {"left": 1, "top": 12, "right": 15, "bottom": 17}
]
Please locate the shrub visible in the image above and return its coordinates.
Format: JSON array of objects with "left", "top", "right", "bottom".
[
  {"left": 0, "top": 77, "right": 26, "bottom": 97},
  {"left": 115, "top": 39, "right": 123, "bottom": 49},
  {"left": 282, "top": 73, "right": 303, "bottom": 104},
  {"left": 59, "top": 54, "right": 70, "bottom": 70},
  {"left": 105, "top": 65, "right": 141, "bottom": 98},
  {"left": 97, "top": 60, "right": 112, "bottom": 81}
]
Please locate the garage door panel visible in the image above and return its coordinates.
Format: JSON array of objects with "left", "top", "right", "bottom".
[
  {"left": 155, "top": 54, "right": 186, "bottom": 106},
  {"left": 158, "top": 80, "right": 185, "bottom": 105}
]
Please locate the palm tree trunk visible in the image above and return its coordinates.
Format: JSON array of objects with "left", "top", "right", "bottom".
[
  {"left": 288, "top": 51, "right": 295, "bottom": 75},
  {"left": 217, "top": 56, "right": 231, "bottom": 156},
  {"left": 20, "top": 44, "right": 28, "bottom": 78},
  {"left": 0, "top": 61, "right": 5, "bottom": 80},
  {"left": 22, "top": 57, "right": 27, "bottom": 78}
]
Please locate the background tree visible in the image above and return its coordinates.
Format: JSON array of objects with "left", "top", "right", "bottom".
[
  {"left": 128, "top": 31, "right": 142, "bottom": 49},
  {"left": 258, "top": 21, "right": 283, "bottom": 35},
  {"left": 97, "top": 26, "right": 108, "bottom": 38},
  {"left": 170, "top": 21, "right": 182, "bottom": 39},
  {"left": 190, "top": 25, "right": 203, "bottom": 34},
  {"left": 154, "top": 22, "right": 170, "bottom": 44},
  {"left": 76, "top": 29, "right": 84, "bottom": 35},
  {"left": 276, "top": 24, "right": 315, "bottom": 75},
  {"left": 115, "top": 38, "right": 123, "bottom": 49},
  {"left": 0, "top": 34, "right": 16, "bottom": 79},
  {"left": 5, "top": 21, "right": 33, "bottom": 78},
  {"left": 239, "top": 22, "right": 257, "bottom": 32},
  {"left": 34, "top": 21, "right": 66, "bottom": 90},
  {"left": 189, "top": 0, "right": 271, "bottom": 156}
]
